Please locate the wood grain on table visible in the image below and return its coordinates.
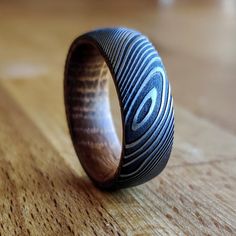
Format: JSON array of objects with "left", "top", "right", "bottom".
[{"left": 0, "top": 1, "right": 236, "bottom": 235}]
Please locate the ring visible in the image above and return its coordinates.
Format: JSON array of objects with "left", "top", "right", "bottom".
[{"left": 64, "top": 27, "right": 174, "bottom": 189}]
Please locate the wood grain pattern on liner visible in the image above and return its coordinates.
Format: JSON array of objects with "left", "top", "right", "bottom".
[{"left": 64, "top": 42, "right": 121, "bottom": 183}]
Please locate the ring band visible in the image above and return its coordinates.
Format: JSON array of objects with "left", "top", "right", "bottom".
[{"left": 64, "top": 27, "right": 174, "bottom": 189}]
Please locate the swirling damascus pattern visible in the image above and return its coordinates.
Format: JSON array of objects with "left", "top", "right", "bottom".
[{"left": 83, "top": 28, "right": 174, "bottom": 187}]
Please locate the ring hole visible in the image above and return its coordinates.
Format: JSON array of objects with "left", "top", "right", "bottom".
[
  {"left": 108, "top": 77, "right": 123, "bottom": 144},
  {"left": 65, "top": 40, "right": 122, "bottom": 184}
]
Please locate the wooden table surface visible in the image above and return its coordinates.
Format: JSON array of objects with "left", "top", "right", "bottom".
[{"left": 0, "top": 1, "right": 236, "bottom": 235}]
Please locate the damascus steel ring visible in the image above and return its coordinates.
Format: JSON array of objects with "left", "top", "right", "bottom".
[{"left": 64, "top": 27, "right": 174, "bottom": 189}]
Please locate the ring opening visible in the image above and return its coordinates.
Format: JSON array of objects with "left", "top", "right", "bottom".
[{"left": 65, "top": 40, "right": 122, "bottom": 184}]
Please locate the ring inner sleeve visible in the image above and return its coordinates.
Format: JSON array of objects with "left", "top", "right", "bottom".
[{"left": 65, "top": 41, "right": 121, "bottom": 183}]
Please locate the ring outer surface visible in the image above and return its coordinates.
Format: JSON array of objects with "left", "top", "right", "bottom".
[{"left": 64, "top": 28, "right": 174, "bottom": 190}]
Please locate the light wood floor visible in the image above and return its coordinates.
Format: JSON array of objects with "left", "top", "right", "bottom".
[{"left": 0, "top": 0, "right": 235, "bottom": 235}]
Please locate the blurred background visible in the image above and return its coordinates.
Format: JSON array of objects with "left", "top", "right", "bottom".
[
  {"left": 0, "top": 0, "right": 235, "bottom": 134},
  {"left": 0, "top": 1, "right": 236, "bottom": 234}
]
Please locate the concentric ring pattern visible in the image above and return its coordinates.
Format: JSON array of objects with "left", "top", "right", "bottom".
[{"left": 85, "top": 27, "right": 174, "bottom": 187}]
